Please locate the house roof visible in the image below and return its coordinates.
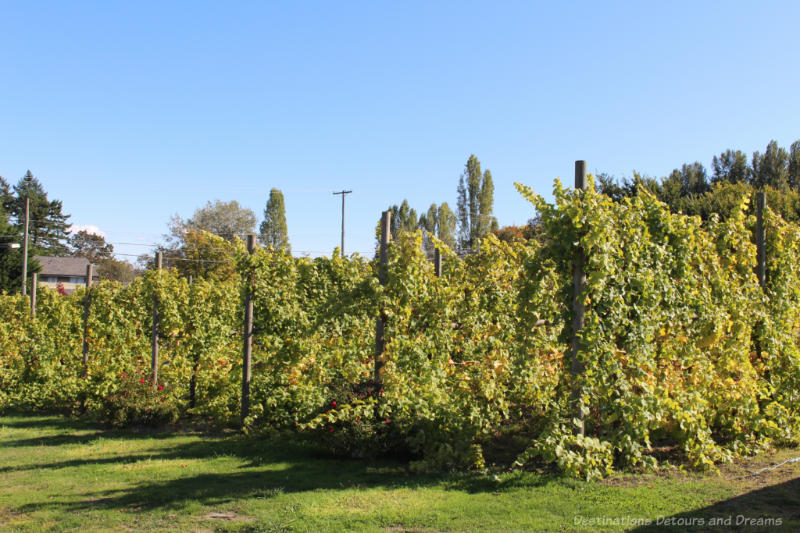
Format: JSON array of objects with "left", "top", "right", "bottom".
[{"left": 34, "top": 256, "right": 96, "bottom": 277}]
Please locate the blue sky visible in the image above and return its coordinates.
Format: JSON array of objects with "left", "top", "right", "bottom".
[{"left": 1, "top": 1, "right": 799, "bottom": 259}]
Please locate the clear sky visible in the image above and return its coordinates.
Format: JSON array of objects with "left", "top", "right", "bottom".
[{"left": 1, "top": 1, "right": 799, "bottom": 259}]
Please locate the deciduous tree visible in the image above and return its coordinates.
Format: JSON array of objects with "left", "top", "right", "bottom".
[
  {"left": 259, "top": 189, "right": 290, "bottom": 251},
  {"left": 70, "top": 230, "right": 114, "bottom": 263},
  {"left": 456, "top": 155, "right": 497, "bottom": 254}
]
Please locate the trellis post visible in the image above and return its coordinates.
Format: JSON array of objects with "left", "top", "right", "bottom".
[
  {"left": 434, "top": 248, "right": 443, "bottom": 277},
  {"left": 756, "top": 191, "right": 766, "bottom": 288},
  {"left": 30, "top": 272, "right": 37, "bottom": 316},
  {"left": 241, "top": 234, "right": 256, "bottom": 423},
  {"left": 375, "top": 210, "right": 391, "bottom": 383},
  {"left": 571, "top": 160, "right": 588, "bottom": 437},
  {"left": 82, "top": 264, "right": 93, "bottom": 376},
  {"left": 151, "top": 252, "right": 162, "bottom": 386}
]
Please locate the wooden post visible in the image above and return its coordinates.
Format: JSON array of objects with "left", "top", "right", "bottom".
[
  {"left": 30, "top": 272, "right": 37, "bottom": 317},
  {"left": 571, "top": 160, "right": 588, "bottom": 437},
  {"left": 756, "top": 192, "right": 766, "bottom": 288},
  {"left": 21, "top": 198, "right": 29, "bottom": 296},
  {"left": 82, "top": 264, "right": 93, "bottom": 375},
  {"left": 753, "top": 192, "right": 767, "bottom": 361},
  {"left": 375, "top": 210, "right": 391, "bottom": 383},
  {"left": 151, "top": 252, "right": 162, "bottom": 386},
  {"left": 241, "top": 234, "right": 256, "bottom": 422},
  {"left": 188, "top": 274, "right": 197, "bottom": 408},
  {"left": 190, "top": 361, "right": 198, "bottom": 409},
  {"left": 434, "top": 248, "right": 442, "bottom": 277}
]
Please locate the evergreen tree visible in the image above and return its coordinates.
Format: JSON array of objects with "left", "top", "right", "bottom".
[
  {"left": 673, "top": 162, "right": 711, "bottom": 197},
  {"left": 0, "top": 175, "right": 40, "bottom": 293},
  {"left": 596, "top": 173, "right": 628, "bottom": 201},
  {"left": 4, "top": 171, "right": 71, "bottom": 255},
  {"left": 259, "top": 189, "right": 290, "bottom": 251},
  {"left": 373, "top": 200, "right": 421, "bottom": 255},
  {"left": 587, "top": 139, "right": 800, "bottom": 223},
  {"left": 711, "top": 150, "right": 749, "bottom": 184},
  {"left": 398, "top": 200, "right": 418, "bottom": 234},
  {"left": 374, "top": 200, "right": 457, "bottom": 257},
  {"left": 751, "top": 140, "right": 789, "bottom": 189},
  {"left": 383, "top": 200, "right": 418, "bottom": 241},
  {"left": 0, "top": 200, "right": 24, "bottom": 293},
  {"left": 419, "top": 203, "right": 438, "bottom": 258},
  {"left": 419, "top": 203, "right": 438, "bottom": 236},
  {"left": 789, "top": 141, "right": 800, "bottom": 190},
  {"left": 0, "top": 176, "right": 10, "bottom": 206},
  {"left": 456, "top": 155, "right": 497, "bottom": 254}
]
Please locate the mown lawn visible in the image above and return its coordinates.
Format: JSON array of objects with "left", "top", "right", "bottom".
[{"left": 0, "top": 413, "right": 798, "bottom": 532}]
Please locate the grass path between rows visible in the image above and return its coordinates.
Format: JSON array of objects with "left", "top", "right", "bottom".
[{"left": 0, "top": 413, "right": 798, "bottom": 532}]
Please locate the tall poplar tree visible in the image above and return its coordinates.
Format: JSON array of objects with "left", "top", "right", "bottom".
[
  {"left": 259, "top": 188, "right": 290, "bottom": 251},
  {"left": 456, "top": 155, "right": 497, "bottom": 255},
  {"left": 436, "top": 202, "right": 457, "bottom": 251}
]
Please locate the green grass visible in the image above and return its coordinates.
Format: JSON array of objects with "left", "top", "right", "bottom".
[{"left": 0, "top": 413, "right": 798, "bottom": 532}]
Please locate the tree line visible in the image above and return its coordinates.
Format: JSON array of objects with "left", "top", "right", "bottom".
[
  {"left": 4, "top": 139, "right": 798, "bottom": 291},
  {"left": 0, "top": 170, "right": 292, "bottom": 293},
  {"left": 147, "top": 188, "right": 290, "bottom": 280},
  {"left": 0, "top": 171, "right": 146, "bottom": 291},
  {"left": 379, "top": 154, "right": 499, "bottom": 257},
  {"left": 596, "top": 139, "right": 800, "bottom": 222}
]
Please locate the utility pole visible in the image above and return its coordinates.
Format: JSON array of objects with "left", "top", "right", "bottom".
[
  {"left": 21, "top": 198, "right": 29, "bottom": 296},
  {"left": 333, "top": 190, "right": 352, "bottom": 255}
]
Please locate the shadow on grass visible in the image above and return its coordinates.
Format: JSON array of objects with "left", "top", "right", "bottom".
[
  {"left": 5, "top": 413, "right": 800, "bottom": 530},
  {"left": 0, "top": 412, "right": 91, "bottom": 430},
  {"left": 4, "top": 414, "right": 559, "bottom": 517},
  {"left": 0, "top": 410, "right": 232, "bottom": 449},
  {"left": 630, "top": 477, "right": 800, "bottom": 532},
  {"left": 11, "top": 442, "right": 426, "bottom": 514}
]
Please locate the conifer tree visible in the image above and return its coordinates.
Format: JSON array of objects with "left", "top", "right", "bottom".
[
  {"left": 0, "top": 176, "right": 39, "bottom": 293},
  {"left": 751, "top": 140, "right": 790, "bottom": 189},
  {"left": 4, "top": 171, "right": 71, "bottom": 255},
  {"left": 712, "top": 150, "right": 749, "bottom": 184}
]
